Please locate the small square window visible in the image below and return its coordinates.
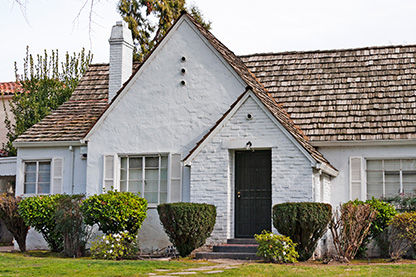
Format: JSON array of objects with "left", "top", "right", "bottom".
[{"left": 24, "top": 161, "right": 51, "bottom": 194}]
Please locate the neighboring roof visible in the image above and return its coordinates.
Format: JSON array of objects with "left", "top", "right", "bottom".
[
  {"left": 241, "top": 45, "right": 416, "bottom": 142},
  {"left": 15, "top": 64, "right": 109, "bottom": 142},
  {"left": 0, "top": 82, "right": 21, "bottom": 95}
]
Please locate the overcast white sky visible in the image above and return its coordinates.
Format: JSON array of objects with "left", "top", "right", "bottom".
[{"left": 1, "top": 0, "right": 416, "bottom": 81}]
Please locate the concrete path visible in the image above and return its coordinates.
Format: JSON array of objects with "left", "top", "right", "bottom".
[{"left": 0, "top": 245, "right": 14, "bottom": 252}]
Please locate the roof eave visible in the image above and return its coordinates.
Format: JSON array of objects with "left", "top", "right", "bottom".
[{"left": 13, "top": 140, "right": 86, "bottom": 148}]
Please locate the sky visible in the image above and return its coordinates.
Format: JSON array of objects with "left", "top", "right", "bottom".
[{"left": 1, "top": 0, "right": 416, "bottom": 81}]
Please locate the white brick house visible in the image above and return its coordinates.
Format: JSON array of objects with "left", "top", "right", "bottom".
[{"left": 12, "top": 13, "right": 416, "bottom": 252}]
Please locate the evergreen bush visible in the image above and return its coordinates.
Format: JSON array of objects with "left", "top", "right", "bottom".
[
  {"left": 0, "top": 194, "right": 29, "bottom": 252},
  {"left": 272, "top": 202, "right": 332, "bottom": 261},
  {"left": 389, "top": 211, "right": 416, "bottom": 260},
  {"left": 157, "top": 202, "right": 216, "bottom": 257},
  {"left": 81, "top": 191, "right": 147, "bottom": 236},
  {"left": 18, "top": 194, "right": 64, "bottom": 252}
]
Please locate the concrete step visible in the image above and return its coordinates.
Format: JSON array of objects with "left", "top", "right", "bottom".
[
  {"left": 213, "top": 244, "right": 258, "bottom": 253},
  {"left": 226, "top": 238, "right": 257, "bottom": 245},
  {"left": 196, "top": 251, "right": 262, "bottom": 260}
]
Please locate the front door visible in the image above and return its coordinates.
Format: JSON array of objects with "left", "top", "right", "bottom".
[{"left": 235, "top": 150, "right": 272, "bottom": 238}]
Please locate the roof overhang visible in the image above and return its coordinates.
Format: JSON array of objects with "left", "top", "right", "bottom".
[
  {"left": 314, "top": 162, "right": 339, "bottom": 177},
  {"left": 311, "top": 139, "right": 416, "bottom": 147},
  {"left": 13, "top": 140, "right": 86, "bottom": 148}
]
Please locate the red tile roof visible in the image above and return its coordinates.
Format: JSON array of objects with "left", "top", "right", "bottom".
[{"left": 0, "top": 82, "right": 21, "bottom": 95}]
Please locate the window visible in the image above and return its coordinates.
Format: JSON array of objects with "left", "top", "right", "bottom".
[
  {"left": 120, "top": 155, "right": 168, "bottom": 204},
  {"left": 24, "top": 161, "right": 51, "bottom": 194},
  {"left": 366, "top": 159, "right": 416, "bottom": 198}
]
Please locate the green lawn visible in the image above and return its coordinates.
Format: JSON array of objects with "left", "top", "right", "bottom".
[{"left": 1, "top": 252, "right": 415, "bottom": 276}]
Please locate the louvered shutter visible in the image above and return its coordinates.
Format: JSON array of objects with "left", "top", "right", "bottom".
[
  {"left": 350, "top": 156, "right": 365, "bottom": 200},
  {"left": 103, "top": 155, "right": 115, "bottom": 192},
  {"left": 51, "top": 158, "right": 63, "bottom": 194},
  {"left": 170, "top": 153, "right": 182, "bottom": 202}
]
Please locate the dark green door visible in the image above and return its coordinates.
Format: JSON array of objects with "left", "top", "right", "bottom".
[{"left": 235, "top": 150, "right": 272, "bottom": 238}]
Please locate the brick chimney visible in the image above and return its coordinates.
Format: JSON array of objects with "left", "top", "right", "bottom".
[{"left": 108, "top": 21, "right": 133, "bottom": 102}]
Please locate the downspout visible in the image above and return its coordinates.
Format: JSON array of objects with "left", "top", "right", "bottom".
[{"left": 69, "top": 146, "right": 75, "bottom": 194}]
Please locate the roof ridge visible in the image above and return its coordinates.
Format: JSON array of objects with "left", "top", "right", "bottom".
[{"left": 239, "top": 44, "right": 416, "bottom": 57}]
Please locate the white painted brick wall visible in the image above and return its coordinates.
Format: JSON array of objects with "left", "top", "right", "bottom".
[{"left": 190, "top": 96, "right": 314, "bottom": 244}]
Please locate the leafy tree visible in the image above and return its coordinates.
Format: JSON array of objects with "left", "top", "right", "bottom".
[
  {"left": 3, "top": 46, "right": 92, "bottom": 156},
  {"left": 118, "top": 0, "right": 211, "bottom": 61}
]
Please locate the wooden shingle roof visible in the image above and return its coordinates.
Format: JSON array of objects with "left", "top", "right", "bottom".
[
  {"left": 241, "top": 45, "right": 416, "bottom": 142},
  {"left": 15, "top": 64, "right": 109, "bottom": 142}
]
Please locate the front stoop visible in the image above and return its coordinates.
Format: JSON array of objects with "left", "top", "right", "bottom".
[{"left": 196, "top": 238, "right": 262, "bottom": 260}]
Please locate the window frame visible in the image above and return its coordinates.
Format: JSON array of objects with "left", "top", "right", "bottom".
[
  {"left": 23, "top": 160, "right": 52, "bottom": 195},
  {"left": 119, "top": 154, "right": 169, "bottom": 205},
  {"left": 366, "top": 158, "right": 416, "bottom": 199}
]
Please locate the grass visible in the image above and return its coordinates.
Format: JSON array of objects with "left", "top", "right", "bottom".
[{"left": 0, "top": 252, "right": 415, "bottom": 276}]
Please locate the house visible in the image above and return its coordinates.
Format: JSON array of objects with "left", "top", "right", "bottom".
[{"left": 12, "top": 13, "right": 416, "bottom": 253}]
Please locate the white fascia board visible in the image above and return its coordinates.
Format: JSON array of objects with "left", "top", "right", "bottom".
[
  {"left": 315, "top": 162, "right": 338, "bottom": 177},
  {"left": 311, "top": 139, "right": 416, "bottom": 147},
  {"left": 0, "top": 157, "right": 17, "bottom": 163},
  {"left": 13, "top": 140, "right": 86, "bottom": 148},
  {"left": 248, "top": 93, "right": 317, "bottom": 166}
]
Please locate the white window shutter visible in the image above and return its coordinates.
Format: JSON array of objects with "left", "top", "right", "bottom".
[
  {"left": 350, "top": 156, "right": 365, "bottom": 200},
  {"left": 52, "top": 158, "right": 63, "bottom": 194},
  {"left": 103, "top": 155, "right": 115, "bottom": 192},
  {"left": 170, "top": 153, "right": 182, "bottom": 203}
]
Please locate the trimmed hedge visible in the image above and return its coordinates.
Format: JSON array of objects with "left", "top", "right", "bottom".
[
  {"left": 273, "top": 202, "right": 332, "bottom": 261},
  {"left": 157, "top": 202, "right": 216, "bottom": 257},
  {"left": 82, "top": 191, "right": 147, "bottom": 236}
]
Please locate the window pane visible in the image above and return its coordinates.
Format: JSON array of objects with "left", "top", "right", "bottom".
[
  {"left": 144, "top": 192, "right": 158, "bottom": 204},
  {"left": 160, "top": 168, "right": 168, "bottom": 180},
  {"left": 120, "top": 181, "right": 127, "bottom": 192},
  {"left": 121, "top": 157, "right": 127, "bottom": 169},
  {"left": 403, "top": 173, "right": 416, "bottom": 194},
  {"left": 145, "top": 180, "right": 158, "bottom": 192},
  {"left": 367, "top": 160, "right": 383, "bottom": 170},
  {"left": 402, "top": 160, "right": 416, "bottom": 170},
  {"left": 120, "top": 169, "right": 127, "bottom": 181},
  {"left": 385, "top": 172, "right": 400, "bottom": 196},
  {"left": 384, "top": 160, "right": 400, "bottom": 171},
  {"left": 38, "top": 172, "right": 50, "bottom": 183},
  {"left": 24, "top": 183, "right": 36, "bottom": 194},
  {"left": 145, "top": 169, "right": 159, "bottom": 180},
  {"left": 129, "top": 169, "right": 142, "bottom": 180},
  {"left": 161, "top": 156, "right": 168, "bottom": 168},
  {"left": 38, "top": 182, "right": 50, "bottom": 194},
  {"left": 25, "top": 162, "right": 36, "bottom": 173},
  {"left": 146, "top": 157, "right": 159, "bottom": 168},
  {"left": 159, "top": 192, "right": 167, "bottom": 204},
  {"left": 160, "top": 180, "right": 167, "bottom": 192},
  {"left": 367, "top": 170, "right": 383, "bottom": 198},
  {"left": 129, "top": 157, "right": 142, "bottom": 168},
  {"left": 39, "top": 162, "right": 50, "bottom": 172},
  {"left": 25, "top": 172, "right": 36, "bottom": 184},
  {"left": 129, "top": 181, "right": 141, "bottom": 194}
]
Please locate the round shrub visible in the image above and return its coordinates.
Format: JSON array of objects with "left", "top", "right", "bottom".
[
  {"left": 255, "top": 230, "right": 298, "bottom": 263},
  {"left": 157, "top": 202, "right": 216, "bottom": 257},
  {"left": 0, "top": 194, "right": 29, "bottom": 252},
  {"left": 81, "top": 191, "right": 147, "bottom": 236},
  {"left": 389, "top": 211, "right": 416, "bottom": 260},
  {"left": 273, "top": 202, "right": 332, "bottom": 261},
  {"left": 18, "top": 194, "right": 64, "bottom": 252}
]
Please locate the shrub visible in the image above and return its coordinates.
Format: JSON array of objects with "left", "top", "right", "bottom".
[
  {"left": 354, "top": 198, "right": 397, "bottom": 257},
  {"left": 53, "top": 194, "right": 91, "bottom": 257},
  {"left": 389, "top": 211, "right": 416, "bottom": 260},
  {"left": 329, "top": 202, "right": 378, "bottom": 262},
  {"left": 90, "top": 231, "right": 138, "bottom": 260},
  {"left": 0, "top": 194, "right": 29, "bottom": 252},
  {"left": 81, "top": 191, "right": 147, "bottom": 236},
  {"left": 255, "top": 230, "right": 298, "bottom": 263},
  {"left": 272, "top": 202, "right": 332, "bottom": 261},
  {"left": 18, "top": 194, "right": 64, "bottom": 252},
  {"left": 383, "top": 193, "right": 416, "bottom": 213},
  {"left": 157, "top": 202, "right": 216, "bottom": 257}
]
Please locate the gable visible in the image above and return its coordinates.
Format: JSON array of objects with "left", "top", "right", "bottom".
[{"left": 184, "top": 90, "right": 337, "bottom": 176}]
